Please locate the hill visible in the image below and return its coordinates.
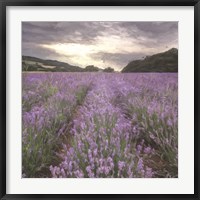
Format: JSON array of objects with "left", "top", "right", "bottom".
[
  {"left": 22, "top": 56, "right": 108, "bottom": 72},
  {"left": 22, "top": 56, "right": 84, "bottom": 72},
  {"left": 121, "top": 48, "right": 178, "bottom": 73}
]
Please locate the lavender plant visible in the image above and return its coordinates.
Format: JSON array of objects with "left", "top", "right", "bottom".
[
  {"left": 22, "top": 73, "right": 92, "bottom": 177},
  {"left": 22, "top": 73, "right": 178, "bottom": 178}
]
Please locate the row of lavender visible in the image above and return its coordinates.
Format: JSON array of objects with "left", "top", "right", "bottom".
[
  {"left": 22, "top": 73, "right": 92, "bottom": 177},
  {"left": 22, "top": 73, "right": 178, "bottom": 178}
]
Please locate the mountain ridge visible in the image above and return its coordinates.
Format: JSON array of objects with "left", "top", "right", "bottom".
[
  {"left": 22, "top": 48, "right": 178, "bottom": 73},
  {"left": 22, "top": 56, "right": 83, "bottom": 72},
  {"left": 121, "top": 48, "right": 178, "bottom": 73}
]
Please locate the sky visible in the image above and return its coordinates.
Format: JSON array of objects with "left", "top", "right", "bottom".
[{"left": 22, "top": 21, "right": 178, "bottom": 71}]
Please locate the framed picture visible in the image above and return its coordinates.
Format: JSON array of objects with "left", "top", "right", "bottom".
[{"left": 0, "top": 0, "right": 199, "bottom": 199}]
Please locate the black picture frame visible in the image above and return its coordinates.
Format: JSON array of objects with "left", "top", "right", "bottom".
[{"left": 0, "top": 0, "right": 199, "bottom": 199}]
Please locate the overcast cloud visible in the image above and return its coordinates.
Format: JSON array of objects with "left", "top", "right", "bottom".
[{"left": 22, "top": 21, "right": 178, "bottom": 71}]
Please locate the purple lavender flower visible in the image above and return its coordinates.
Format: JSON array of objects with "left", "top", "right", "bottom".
[{"left": 23, "top": 73, "right": 177, "bottom": 178}]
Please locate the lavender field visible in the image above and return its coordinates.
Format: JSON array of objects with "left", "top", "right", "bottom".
[{"left": 22, "top": 73, "right": 178, "bottom": 178}]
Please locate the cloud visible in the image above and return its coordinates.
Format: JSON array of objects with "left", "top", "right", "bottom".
[
  {"left": 22, "top": 21, "right": 178, "bottom": 71},
  {"left": 90, "top": 52, "right": 144, "bottom": 70}
]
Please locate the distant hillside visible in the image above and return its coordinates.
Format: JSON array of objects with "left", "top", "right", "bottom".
[
  {"left": 22, "top": 56, "right": 109, "bottom": 72},
  {"left": 22, "top": 56, "right": 83, "bottom": 72},
  {"left": 121, "top": 48, "right": 178, "bottom": 73}
]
